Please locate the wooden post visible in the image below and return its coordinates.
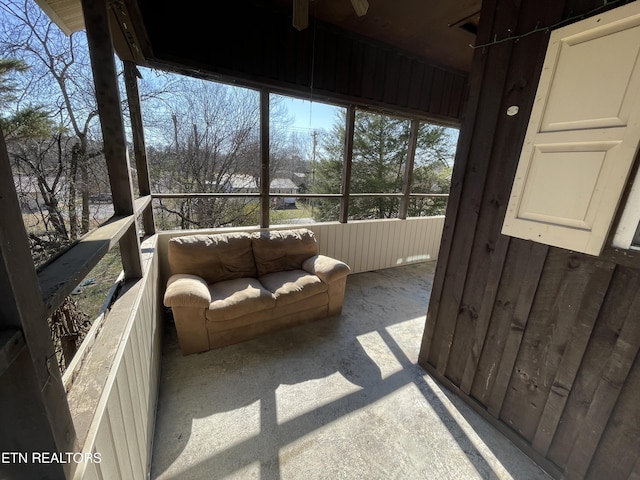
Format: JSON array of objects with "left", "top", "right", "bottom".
[
  {"left": 339, "top": 105, "right": 356, "bottom": 223},
  {"left": 82, "top": 0, "right": 142, "bottom": 279},
  {"left": 260, "top": 90, "right": 270, "bottom": 229},
  {"left": 0, "top": 127, "right": 74, "bottom": 478},
  {"left": 399, "top": 119, "right": 419, "bottom": 219},
  {"left": 123, "top": 61, "right": 155, "bottom": 235}
]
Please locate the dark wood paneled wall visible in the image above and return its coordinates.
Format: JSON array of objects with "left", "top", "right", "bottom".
[
  {"left": 418, "top": 0, "right": 640, "bottom": 478},
  {"left": 140, "top": 2, "right": 467, "bottom": 125}
]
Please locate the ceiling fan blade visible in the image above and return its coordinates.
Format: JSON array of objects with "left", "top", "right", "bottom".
[
  {"left": 293, "top": 0, "right": 309, "bottom": 30},
  {"left": 350, "top": 0, "right": 369, "bottom": 16}
]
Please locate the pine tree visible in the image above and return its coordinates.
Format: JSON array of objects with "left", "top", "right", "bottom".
[{"left": 312, "top": 110, "right": 455, "bottom": 221}]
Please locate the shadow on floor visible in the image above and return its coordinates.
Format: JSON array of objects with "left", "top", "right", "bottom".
[{"left": 150, "top": 262, "right": 551, "bottom": 480}]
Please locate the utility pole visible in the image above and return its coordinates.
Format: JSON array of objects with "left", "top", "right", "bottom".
[
  {"left": 311, "top": 130, "right": 318, "bottom": 219},
  {"left": 312, "top": 129, "right": 318, "bottom": 163}
]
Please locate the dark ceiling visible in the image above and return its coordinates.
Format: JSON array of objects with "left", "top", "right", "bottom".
[
  {"left": 270, "top": 0, "right": 482, "bottom": 73},
  {"left": 100, "top": 0, "right": 483, "bottom": 122},
  {"left": 131, "top": 0, "right": 481, "bottom": 75}
]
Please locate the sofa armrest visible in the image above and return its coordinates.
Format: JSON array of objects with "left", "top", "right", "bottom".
[
  {"left": 302, "top": 255, "right": 351, "bottom": 284},
  {"left": 164, "top": 274, "right": 211, "bottom": 308}
]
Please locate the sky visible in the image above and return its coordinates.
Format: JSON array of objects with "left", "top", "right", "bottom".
[
  {"left": 278, "top": 96, "right": 344, "bottom": 134},
  {"left": 279, "top": 95, "right": 460, "bottom": 144}
]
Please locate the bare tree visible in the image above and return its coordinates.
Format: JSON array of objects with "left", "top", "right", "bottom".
[
  {"left": 1, "top": 0, "right": 102, "bottom": 242},
  {"left": 146, "top": 76, "right": 263, "bottom": 228}
]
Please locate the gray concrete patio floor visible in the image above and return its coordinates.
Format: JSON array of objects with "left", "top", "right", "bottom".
[{"left": 150, "top": 261, "right": 552, "bottom": 480}]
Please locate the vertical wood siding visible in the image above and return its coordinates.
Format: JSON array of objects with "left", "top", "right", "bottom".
[
  {"left": 72, "top": 239, "right": 162, "bottom": 480},
  {"left": 418, "top": 0, "right": 640, "bottom": 478}
]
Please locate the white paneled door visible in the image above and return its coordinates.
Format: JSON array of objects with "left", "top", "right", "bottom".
[{"left": 502, "top": 1, "right": 640, "bottom": 255}]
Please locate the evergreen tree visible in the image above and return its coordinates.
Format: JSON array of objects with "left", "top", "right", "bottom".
[
  {"left": 312, "top": 110, "right": 455, "bottom": 221},
  {"left": 0, "top": 58, "right": 53, "bottom": 138}
]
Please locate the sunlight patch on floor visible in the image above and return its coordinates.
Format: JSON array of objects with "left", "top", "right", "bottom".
[
  {"left": 275, "top": 373, "right": 362, "bottom": 425},
  {"left": 356, "top": 330, "right": 404, "bottom": 379},
  {"left": 384, "top": 316, "right": 428, "bottom": 364},
  {"left": 277, "top": 383, "right": 485, "bottom": 480},
  {"left": 424, "top": 375, "right": 520, "bottom": 479}
]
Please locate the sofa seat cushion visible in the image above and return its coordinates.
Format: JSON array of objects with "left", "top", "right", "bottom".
[
  {"left": 206, "top": 278, "right": 276, "bottom": 322},
  {"left": 259, "top": 269, "right": 328, "bottom": 306}
]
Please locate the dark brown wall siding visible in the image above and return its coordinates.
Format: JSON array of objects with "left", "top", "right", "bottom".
[
  {"left": 145, "top": 5, "right": 466, "bottom": 125},
  {"left": 418, "top": 0, "right": 640, "bottom": 478}
]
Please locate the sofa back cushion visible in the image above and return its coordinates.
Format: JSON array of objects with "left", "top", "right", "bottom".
[
  {"left": 252, "top": 228, "right": 318, "bottom": 277},
  {"left": 168, "top": 232, "right": 257, "bottom": 284}
]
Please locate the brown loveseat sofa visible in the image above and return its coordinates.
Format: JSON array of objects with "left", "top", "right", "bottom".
[{"left": 163, "top": 228, "right": 351, "bottom": 355}]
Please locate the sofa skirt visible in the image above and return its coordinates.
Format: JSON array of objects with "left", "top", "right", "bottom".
[
  {"left": 170, "top": 292, "right": 335, "bottom": 354},
  {"left": 208, "top": 303, "right": 330, "bottom": 349}
]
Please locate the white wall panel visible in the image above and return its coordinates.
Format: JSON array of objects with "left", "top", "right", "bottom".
[
  {"left": 306, "top": 217, "right": 444, "bottom": 274},
  {"left": 157, "top": 217, "right": 444, "bottom": 279},
  {"left": 72, "top": 238, "right": 161, "bottom": 480}
]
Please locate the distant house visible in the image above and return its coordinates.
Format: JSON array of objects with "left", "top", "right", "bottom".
[
  {"left": 270, "top": 178, "right": 298, "bottom": 194},
  {"left": 270, "top": 178, "right": 298, "bottom": 209},
  {"left": 219, "top": 174, "right": 258, "bottom": 193},
  {"left": 291, "top": 172, "right": 307, "bottom": 186}
]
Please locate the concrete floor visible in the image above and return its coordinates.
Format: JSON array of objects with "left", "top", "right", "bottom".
[{"left": 150, "top": 262, "right": 552, "bottom": 480}]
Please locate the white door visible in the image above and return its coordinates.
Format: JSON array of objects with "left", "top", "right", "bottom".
[{"left": 501, "top": 1, "right": 640, "bottom": 256}]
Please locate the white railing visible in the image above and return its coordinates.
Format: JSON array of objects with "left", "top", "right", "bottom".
[
  {"left": 307, "top": 217, "right": 445, "bottom": 273},
  {"left": 157, "top": 216, "right": 445, "bottom": 283},
  {"left": 67, "top": 236, "right": 162, "bottom": 480}
]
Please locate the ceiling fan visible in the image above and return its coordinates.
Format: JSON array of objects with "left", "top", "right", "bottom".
[{"left": 293, "top": 0, "right": 370, "bottom": 31}]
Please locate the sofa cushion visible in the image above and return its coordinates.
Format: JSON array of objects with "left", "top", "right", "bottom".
[
  {"left": 252, "top": 228, "right": 318, "bottom": 277},
  {"left": 259, "top": 269, "right": 328, "bottom": 306},
  {"left": 206, "top": 278, "right": 276, "bottom": 322},
  {"left": 168, "top": 232, "right": 257, "bottom": 284}
]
